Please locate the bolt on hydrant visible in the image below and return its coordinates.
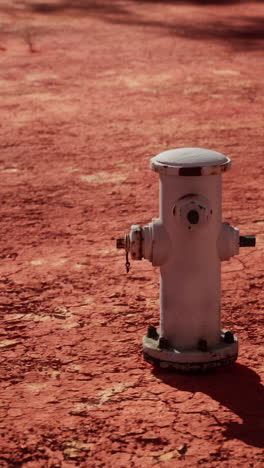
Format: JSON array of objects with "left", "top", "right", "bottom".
[{"left": 117, "top": 148, "right": 256, "bottom": 372}]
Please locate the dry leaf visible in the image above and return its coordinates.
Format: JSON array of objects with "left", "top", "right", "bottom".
[
  {"left": 0, "top": 340, "right": 20, "bottom": 348},
  {"left": 159, "top": 450, "right": 177, "bottom": 461}
]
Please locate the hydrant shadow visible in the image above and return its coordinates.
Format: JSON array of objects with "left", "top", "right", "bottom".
[{"left": 152, "top": 363, "right": 264, "bottom": 448}]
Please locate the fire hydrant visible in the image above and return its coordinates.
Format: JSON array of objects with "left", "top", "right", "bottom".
[{"left": 117, "top": 148, "right": 256, "bottom": 372}]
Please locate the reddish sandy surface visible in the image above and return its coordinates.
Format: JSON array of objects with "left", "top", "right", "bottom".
[{"left": 0, "top": 1, "right": 263, "bottom": 467}]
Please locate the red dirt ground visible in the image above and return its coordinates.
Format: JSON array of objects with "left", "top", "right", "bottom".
[{"left": 0, "top": 1, "right": 263, "bottom": 466}]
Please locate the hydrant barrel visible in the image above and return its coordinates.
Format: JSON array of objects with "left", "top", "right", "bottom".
[{"left": 151, "top": 148, "right": 230, "bottom": 350}]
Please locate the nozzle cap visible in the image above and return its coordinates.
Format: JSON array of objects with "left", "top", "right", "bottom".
[
  {"left": 116, "top": 238, "right": 125, "bottom": 249},
  {"left": 239, "top": 235, "right": 256, "bottom": 247}
]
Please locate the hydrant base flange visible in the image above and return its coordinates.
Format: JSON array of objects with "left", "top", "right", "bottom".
[{"left": 143, "top": 329, "right": 238, "bottom": 373}]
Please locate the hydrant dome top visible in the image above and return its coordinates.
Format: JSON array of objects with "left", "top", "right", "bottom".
[{"left": 151, "top": 148, "right": 231, "bottom": 176}]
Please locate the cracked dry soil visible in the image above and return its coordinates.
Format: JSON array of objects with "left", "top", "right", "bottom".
[{"left": 0, "top": 1, "right": 263, "bottom": 467}]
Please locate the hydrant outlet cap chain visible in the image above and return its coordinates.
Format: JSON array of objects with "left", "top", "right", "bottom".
[{"left": 151, "top": 148, "right": 231, "bottom": 176}]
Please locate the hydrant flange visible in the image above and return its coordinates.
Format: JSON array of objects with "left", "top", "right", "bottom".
[{"left": 143, "top": 328, "right": 238, "bottom": 372}]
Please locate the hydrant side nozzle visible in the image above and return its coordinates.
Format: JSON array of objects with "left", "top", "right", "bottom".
[
  {"left": 218, "top": 222, "right": 240, "bottom": 261},
  {"left": 129, "top": 225, "right": 143, "bottom": 260},
  {"left": 239, "top": 235, "right": 256, "bottom": 247}
]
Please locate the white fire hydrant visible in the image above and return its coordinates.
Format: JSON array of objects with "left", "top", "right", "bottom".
[{"left": 117, "top": 148, "right": 256, "bottom": 372}]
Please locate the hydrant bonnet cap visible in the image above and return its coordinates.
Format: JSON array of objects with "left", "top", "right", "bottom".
[{"left": 151, "top": 148, "right": 231, "bottom": 176}]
